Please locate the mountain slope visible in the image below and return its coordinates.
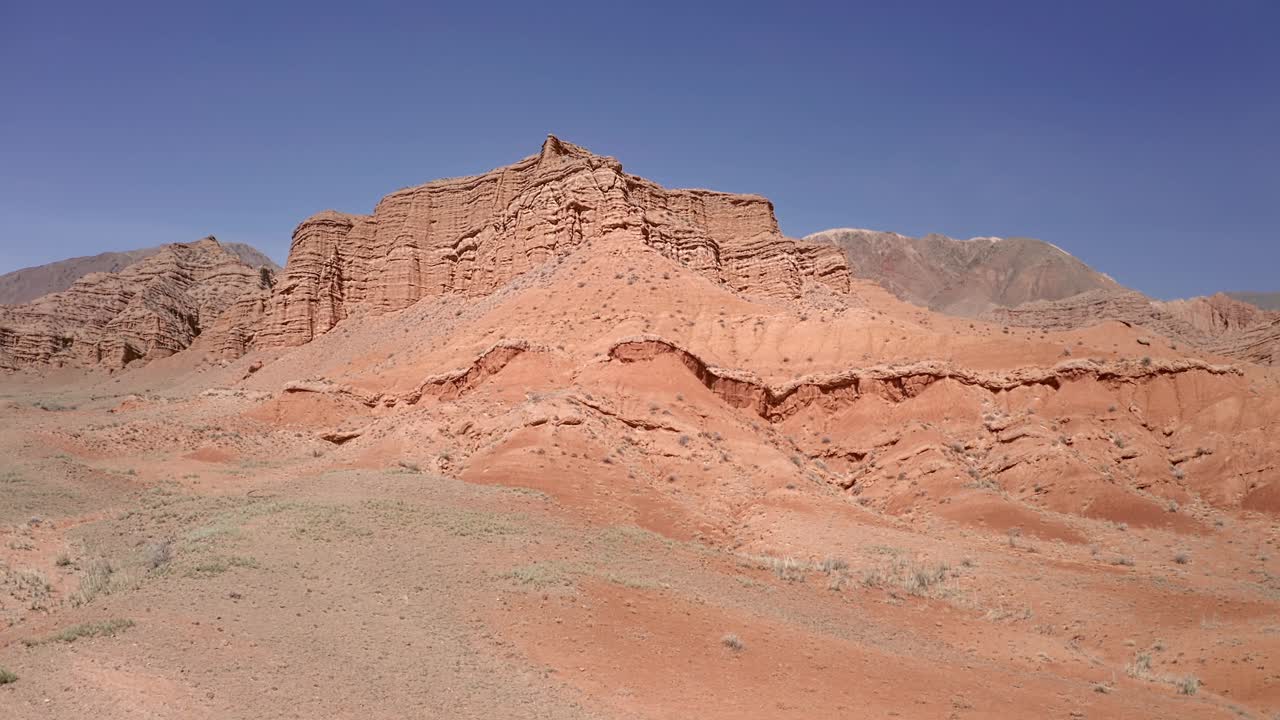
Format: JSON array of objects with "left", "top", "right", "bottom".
[
  {"left": 0, "top": 238, "right": 278, "bottom": 306},
  {"left": 806, "top": 228, "right": 1119, "bottom": 316}
]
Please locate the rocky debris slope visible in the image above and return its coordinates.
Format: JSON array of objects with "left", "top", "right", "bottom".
[
  {"left": 0, "top": 238, "right": 277, "bottom": 306},
  {"left": 0, "top": 237, "right": 275, "bottom": 369},
  {"left": 806, "top": 228, "right": 1119, "bottom": 316},
  {"left": 257, "top": 135, "right": 850, "bottom": 347}
]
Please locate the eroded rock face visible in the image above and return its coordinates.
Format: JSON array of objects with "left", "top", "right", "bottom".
[
  {"left": 257, "top": 136, "right": 850, "bottom": 347},
  {"left": 0, "top": 241, "right": 277, "bottom": 306},
  {"left": 1156, "top": 293, "right": 1275, "bottom": 336},
  {"left": 988, "top": 290, "right": 1280, "bottom": 365},
  {"left": 1214, "top": 316, "right": 1280, "bottom": 366},
  {"left": 0, "top": 238, "right": 273, "bottom": 369},
  {"left": 986, "top": 290, "right": 1213, "bottom": 347}
]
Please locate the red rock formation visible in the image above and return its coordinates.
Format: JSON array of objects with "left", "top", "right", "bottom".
[
  {"left": 0, "top": 240, "right": 277, "bottom": 306},
  {"left": 0, "top": 238, "right": 273, "bottom": 369},
  {"left": 989, "top": 289, "right": 1279, "bottom": 366},
  {"left": 257, "top": 136, "right": 849, "bottom": 347},
  {"left": 1210, "top": 316, "right": 1280, "bottom": 366},
  {"left": 985, "top": 290, "right": 1211, "bottom": 347},
  {"left": 1156, "top": 293, "right": 1275, "bottom": 335}
]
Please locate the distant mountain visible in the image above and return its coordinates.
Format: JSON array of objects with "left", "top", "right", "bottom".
[
  {"left": 1225, "top": 291, "right": 1280, "bottom": 311},
  {"left": 0, "top": 238, "right": 278, "bottom": 306},
  {"left": 806, "top": 228, "right": 1120, "bottom": 316}
]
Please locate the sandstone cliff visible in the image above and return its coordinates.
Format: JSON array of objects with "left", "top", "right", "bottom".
[
  {"left": 0, "top": 238, "right": 274, "bottom": 369},
  {"left": 806, "top": 228, "right": 1119, "bottom": 316},
  {"left": 0, "top": 240, "right": 277, "bottom": 306},
  {"left": 257, "top": 136, "right": 850, "bottom": 347},
  {"left": 1155, "top": 293, "right": 1276, "bottom": 336}
]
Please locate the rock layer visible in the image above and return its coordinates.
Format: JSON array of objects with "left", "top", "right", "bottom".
[
  {"left": 257, "top": 136, "right": 850, "bottom": 347},
  {"left": 986, "top": 290, "right": 1212, "bottom": 348},
  {"left": 0, "top": 238, "right": 273, "bottom": 369},
  {"left": 989, "top": 289, "right": 1280, "bottom": 365},
  {"left": 1155, "top": 293, "right": 1276, "bottom": 336}
]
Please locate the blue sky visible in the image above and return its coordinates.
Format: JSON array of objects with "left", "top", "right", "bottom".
[{"left": 1, "top": 1, "right": 1276, "bottom": 298}]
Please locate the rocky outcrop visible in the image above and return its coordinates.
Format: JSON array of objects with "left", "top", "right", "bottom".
[
  {"left": 1155, "top": 293, "right": 1276, "bottom": 336},
  {"left": 988, "top": 289, "right": 1279, "bottom": 366},
  {"left": 0, "top": 239, "right": 277, "bottom": 306},
  {"left": 606, "top": 336, "right": 1239, "bottom": 421},
  {"left": 806, "top": 228, "right": 1119, "bottom": 316},
  {"left": 0, "top": 238, "right": 274, "bottom": 369},
  {"left": 1210, "top": 316, "right": 1280, "bottom": 366},
  {"left": 257, "top": 136, "right": 850, "bottom": 347},
  {"left": 986, "top": 290, "right": 1213, "bottom": 348}
]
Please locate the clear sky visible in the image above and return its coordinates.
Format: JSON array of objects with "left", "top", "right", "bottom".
[{"left": 2, "top": 1, "right": 1276, "bottom": 299}]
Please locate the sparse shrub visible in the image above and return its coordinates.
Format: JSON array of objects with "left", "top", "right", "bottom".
[
  {"left": 1176, "top": 675, "right": 1199, "bottom": 695},
  {"left": 1141, "top": 356, "right": 1152, "bottom": 367},
  {"left": 721, "top": 633, "right": 744, "bottom": 652},
  {"left": 397, "top": 460, "right": 422, "bottom": 473},
  {"left": 55, "top": 553, "right": 72, "bottom": 567},
  {"left": 818, "top": 557, "right": 848, "bottom": 573},
  {"left": 1111, "top": 556, "right": 1136, "bottom": 567},
  {"left": 678, "top": 435, "right": 690, "bottom": 447},
  {"left": 1174, "top": 552, "right": 1190, "bottom": 565},
  {"left": 773, "top": 557, "right": 806, "bottom": 582},
  {"left": 1126, "top": 652, "right": 1152, "bottom": 678},
  {"left": 70, "top": 557, "right": 122, "bottom": 607},
  {"left": 0, "top": 668, "right": 15, "bottom": 685},
  {"left": 144, "top": 541, "right": 172, "bottom": 571},
  {"left": 13, "top": 569, "right": 52, "bottom": 610},
  {"left": 905, "top": 562, "right": 950, "bottom": 597},
  {"left": 42, "top": 618, "right": 135, "bottom": 645}
]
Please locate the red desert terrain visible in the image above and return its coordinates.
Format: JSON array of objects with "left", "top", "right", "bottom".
[{"left": 2, "top": 136, "right": 1279, "bottom": 719}]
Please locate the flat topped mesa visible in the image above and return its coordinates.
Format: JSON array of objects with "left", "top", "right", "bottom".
[{"left": 256, "top": 137, "right": 850, "bottom": 348}]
